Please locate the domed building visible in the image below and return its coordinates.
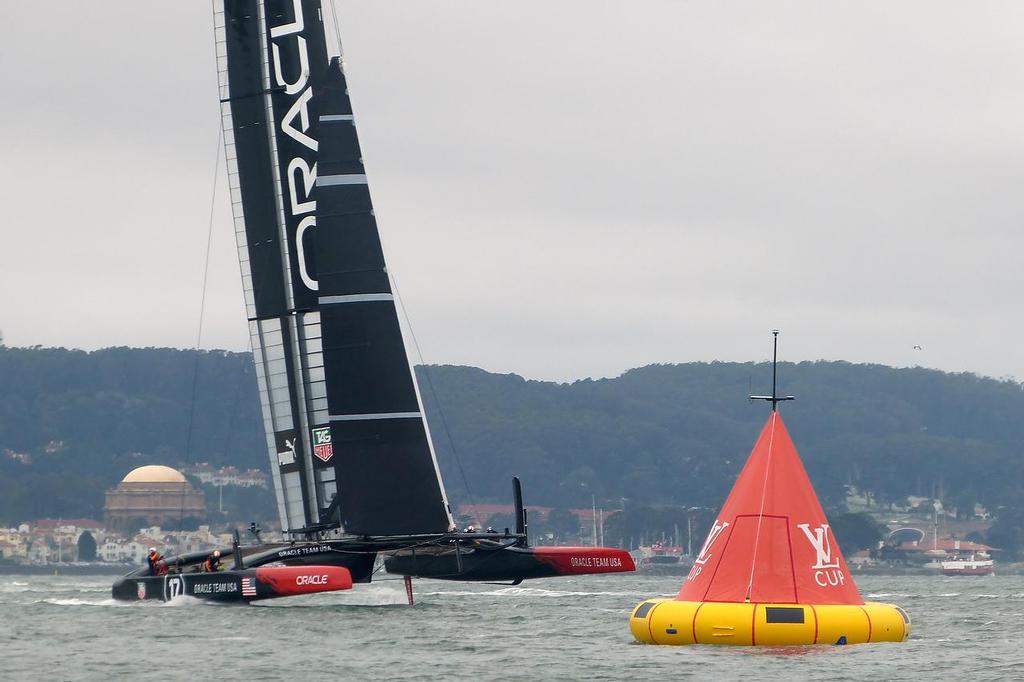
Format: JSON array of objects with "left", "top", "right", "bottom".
[{"left": 103, "top": 465, "right": 206, "bottom": 534}]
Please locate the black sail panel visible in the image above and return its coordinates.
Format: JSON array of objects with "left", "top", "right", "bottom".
[
  {"left": 316, "top": 58, "right": 452, "bottom": 535},
  {"left": 217, "top": 0, "right": 330, "bottom": 531},
  {"left": 329, "top": 419, "right": 452, "bottom": 534},
  {"left": 262, "top": 0, "right": 329, "bottom": 312},
  {"left": 256, "top": 0, "right": 332, "bottom": 532},
  {"left": 218, "top": 0, "right": 452, "bottom": 536},
  {"left": 221, "top": 0, "right": 287, "bottom": 318}
]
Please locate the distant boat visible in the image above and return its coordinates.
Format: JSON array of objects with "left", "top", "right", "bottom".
[
  {"left": 891, "top": 522, "right": 998, "bottom": 572},
  {"left": 633, "top": 543, "right": 693, "bottom": 575},
  {"left": 941, "top": 554, "right": 994, "bottom": 576},
  {"left": 114, "top": 0, "right": 632, "bottom": 603},
  {"left": 646, "top": 543, "right": 685, "bottom": 565}
]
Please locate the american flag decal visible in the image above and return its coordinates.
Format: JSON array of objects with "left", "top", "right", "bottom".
[{"left": 241, "top": 577, "right": 256, "bottom": 597}]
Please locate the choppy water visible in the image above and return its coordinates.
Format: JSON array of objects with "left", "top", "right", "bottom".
[{"left": 2, "top": 572, "right": 1021, "bottom": 680}]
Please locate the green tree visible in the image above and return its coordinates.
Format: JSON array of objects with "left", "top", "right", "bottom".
[
  {"left": 76, "top": 531, "right": 97, "bottom": 561},
  {"left": 986, "top": 507, "right": 1024, "bottom": 559},
  {"left": 544, "top": 508, "right": 580, "bottom": 538},
  {"left": 5, "top": 347, "right": 1024, "bottom": 532},
  {"left": 484, "top": 513, "right": 516, "bottom": 533},
  {"left": 829, "top": 512, "right": 886, "bottom": 553}
]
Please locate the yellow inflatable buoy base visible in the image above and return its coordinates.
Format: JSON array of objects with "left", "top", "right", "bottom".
[{"left": 630, "top": 599, "right": 910, "bottom": 646}]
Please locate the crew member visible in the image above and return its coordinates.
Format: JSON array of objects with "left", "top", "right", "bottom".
[
  {"left": 202, "top": 549, "right": 222, "bottom": 573},
  {"left": 147, "top": 547, "right": 167, "bottom": 576}
]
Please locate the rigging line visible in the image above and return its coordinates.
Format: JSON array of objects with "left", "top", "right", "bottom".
[
  {"left": 218, "top": 359, "right": 248, "bottom": 460},
  {"left": 744, "top": 411, "right": 777, "bottom": 602},
  {"left": 340, "top": 29, "right": 475, "bottom": 526},
  {"left": 184, "top": 125, "right": 223, "bottom": 459},
  {"left": 322, "top": 535, "right": 448, "bottom": 555},
  {"left": 391, "top": 274, "right": 481, "bottom": 522},
  {"left": 327, "top": 0, "right": 344, "bottom": 58},
  {"left": 178, "top": 125, "right": 224, "bottom": 531},
  {"left": 377, "top": 542, "right": 523, "bottom": 581}
]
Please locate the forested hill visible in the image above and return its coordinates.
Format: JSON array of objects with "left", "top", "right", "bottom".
[
  {"left": 0, "top": 346, "right": 263, "bottom": 522},
  {"left": 1, "top": 346, "right": 1022, "bottom": 524},
  {"left": 420, "top": 362, "right": 1024, "bottom": 515}
]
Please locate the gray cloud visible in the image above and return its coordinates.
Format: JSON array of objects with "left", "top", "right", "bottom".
[{"left": 2, "top": 2, "right": 1021, "bottom": 382}]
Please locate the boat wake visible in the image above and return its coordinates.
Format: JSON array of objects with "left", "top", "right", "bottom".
[
  {"left": 254, "top": 584, "right": 409, "bottom": 607},
  {"left": 161, "top": 595, "right": 209, "bottom": 607},
  {"left": 39, "top": 594, "right": 212, "bottom": 608},
  {"left": 2, "top": 581, "right": 107, "bottom": 593},
  {"left": 0, "top": 582, "right": 32, "bottom": 594},
  {"left": 423, "top": 587, "right": 645, "bottom": 598},
  {"left": 38, "top": 597, "right": 123, "bottom": 607},
  {"left": 331, "top": 585, "right": 409, "bottom": 606}
]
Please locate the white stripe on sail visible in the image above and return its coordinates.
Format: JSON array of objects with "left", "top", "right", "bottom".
[
  {"left": 329, "top": 412, "right": 422, "bottom": 421},
  {"left": 319, "top": 293, "right": 393, "bottom": 305},
  {"left": 318, "top": 174, "right": 368, "bottom": 186}
]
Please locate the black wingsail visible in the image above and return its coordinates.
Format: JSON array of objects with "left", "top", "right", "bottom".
[
  {"left": 315, "top": 60, "right": 452, "bottom": 535},
  {"left": 215, "top": 0, "right": 453, "bottom": 536}
]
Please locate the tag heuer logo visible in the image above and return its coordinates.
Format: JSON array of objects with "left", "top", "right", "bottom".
[
  {"left": 312, "top": 426, "right": 334, "bottom": 462},
  {"left": 137, "top": 581, "right": 146, "bottom": 600}
]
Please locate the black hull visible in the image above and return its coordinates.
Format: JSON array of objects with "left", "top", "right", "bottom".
[
  {"left": 384, "top": 543, "right": 635, "bottom": 582},
  {"left": 113, "top": 569, "right": 264, "bottom": 603},
  {"left": 111, "top": 564, "right": 352, "bottom": 603},
  {"left": 385, "top": 547, "right": 557, "bottom": 582},
  {"left": 114, "top": 535, "right": 635, "bottom": 602},
  {"left": 243, "top": 541, "right": 377, "bottom": 583},
  {"left": 111, "top": 539, "right": 377, "bottom": 603}
]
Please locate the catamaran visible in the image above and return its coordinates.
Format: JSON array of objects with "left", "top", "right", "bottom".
[{"left": 113, "top": 0, "right": 632, "bottom": 603}]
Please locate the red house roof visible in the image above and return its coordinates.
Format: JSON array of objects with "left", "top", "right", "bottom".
[{"left": 897, "top": 538, "right": 994, "bottom": 553}]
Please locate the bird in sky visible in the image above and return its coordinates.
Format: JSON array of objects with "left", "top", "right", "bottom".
[{"left": 913, "top": 345, "right": 923, "bottom": 351}]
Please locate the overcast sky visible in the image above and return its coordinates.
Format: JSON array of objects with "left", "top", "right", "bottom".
[{"left": 1, "top": 2, "right": 1022, "bottom": 382}]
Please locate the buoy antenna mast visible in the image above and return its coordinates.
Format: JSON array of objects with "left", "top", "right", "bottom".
[{"left": 749, "top": 329, "right": 795, "bottom": 412}]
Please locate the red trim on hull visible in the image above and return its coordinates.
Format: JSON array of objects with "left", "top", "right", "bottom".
[
  {"left": 254, "top": 565, "right": 353, "bottom": 596},
  {"left": 531, "top": 546, "right": 635, "bottom": 575}
]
